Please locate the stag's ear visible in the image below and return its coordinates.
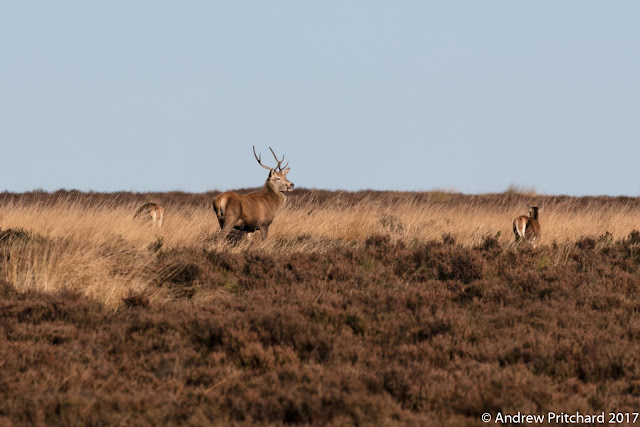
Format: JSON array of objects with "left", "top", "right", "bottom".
[{"left": 282, "top": 168, "right": 290, "bottom": 175}]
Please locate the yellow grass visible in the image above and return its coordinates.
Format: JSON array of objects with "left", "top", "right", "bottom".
[
  {"left": 274, "top": 193, "right": 640, "bottom": 248},
  {"left": 1, "top": 192, "right": 639, "bottom": 306}
]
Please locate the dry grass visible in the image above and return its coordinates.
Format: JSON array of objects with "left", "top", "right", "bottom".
[
  {"left": 274, "top": 191, "right": 640, "bottom": 247},
  {"left": 0, "top": 190, "right": 639, "bottom": 306}
]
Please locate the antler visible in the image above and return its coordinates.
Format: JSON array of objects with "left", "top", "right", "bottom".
[
  {"left": 269, "top": 147, "right": 288, "bottom": 171},
  {"left": 253, "top": 146, "right": 289, "bottom": 171},
  {"left": 253, "top": 146, "right": 274, "bottom": 171}
]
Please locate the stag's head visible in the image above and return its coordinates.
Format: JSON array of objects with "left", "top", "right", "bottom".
[{"left": 253, "top": 146, "right": 294, "bottom": 193}]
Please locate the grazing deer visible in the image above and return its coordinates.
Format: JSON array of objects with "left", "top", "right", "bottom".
[
  {"left": 134, "top": 202, "right": 165, "bottom": 231},
  {"left": 513, "top": 206, "right": 541, "bottom": 245},
  {"left": 213, "top": 146, "right": 294, "bottom": 240}
]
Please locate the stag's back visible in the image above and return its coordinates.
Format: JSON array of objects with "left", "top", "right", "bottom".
[{"left": 213, "top": 186, "right": 285, "bottom": 229}]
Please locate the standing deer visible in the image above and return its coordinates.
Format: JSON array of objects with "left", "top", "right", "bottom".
[
  {"left": 213, "top": 146, "right": 294, "bottom": 240},
  {"left": 134, "top": 202, "right": 165, "bottom": 231},
  {"left": 513, "top": 206, "right": 541, "bottom": 245}
]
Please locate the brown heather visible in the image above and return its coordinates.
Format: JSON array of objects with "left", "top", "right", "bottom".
[{"left": 1, "top": 189, "right": 640, "bottom": 425}]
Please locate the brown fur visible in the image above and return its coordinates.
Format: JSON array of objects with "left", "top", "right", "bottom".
[
  {"left": 213, "top": 148, "right": 293, "bottom": 240},
  {"left": 134, "top": 202, "right": 165, "bottom": 231},
  {"left": 513, "top": 206, "right": 541, "bottom": 244}
]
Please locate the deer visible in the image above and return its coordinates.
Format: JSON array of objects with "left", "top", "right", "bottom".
[
  {"left": 213, "top": 146, "right": 294, "bottom": 240},
  {"left": 513, "top": 206, "right": 541, "bottom": 246},
  {"left": 134, "top": 202, "right": 165, "bottom": 231}
]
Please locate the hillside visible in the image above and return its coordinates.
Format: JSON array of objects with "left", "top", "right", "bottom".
[{"left": 1, "top": 189, "right": 640, "bottom": 425}]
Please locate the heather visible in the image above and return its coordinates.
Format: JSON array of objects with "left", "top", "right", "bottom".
[{"left": 1, "top": 190, "right": 640, "bottom": 425}]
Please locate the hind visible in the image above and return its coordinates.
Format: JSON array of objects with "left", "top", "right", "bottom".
[{"left": 134, "top": 202, "right": 165, "bottom": 231}]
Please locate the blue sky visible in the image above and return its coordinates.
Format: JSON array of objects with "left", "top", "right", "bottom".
[{"left": 1, "top": 2, "right": 639, "bottom": 195}]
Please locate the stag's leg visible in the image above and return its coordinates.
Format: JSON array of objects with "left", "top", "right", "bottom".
[
  {"left": 220, "top": 221, "right": 238, "bottom": 238},
  {"left": 215, "top": 215, "right": 225, "bottom": 230},
  {"left": 213, "top": 200, "right": 227, "bottom": 235},
  {"left": 260, "top": 224, "right": 269, "bottom": 240},
  {"left": 217, "top": 214, "right": 237, "bottom": 239},
  {"left": 212, "top": 200, "right": 223, "bottom": 226},
  {"left": 217, "top": 199, "right": 242, "bottom": 240}
]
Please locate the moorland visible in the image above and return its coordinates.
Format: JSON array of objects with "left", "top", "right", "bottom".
[{"left": 2, "top": 188, "right": 640, "bottom": 425}]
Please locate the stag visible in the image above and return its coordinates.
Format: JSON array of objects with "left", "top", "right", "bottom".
[{"left": 213, "top": 146, "right": 294, "bottom": 240}]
